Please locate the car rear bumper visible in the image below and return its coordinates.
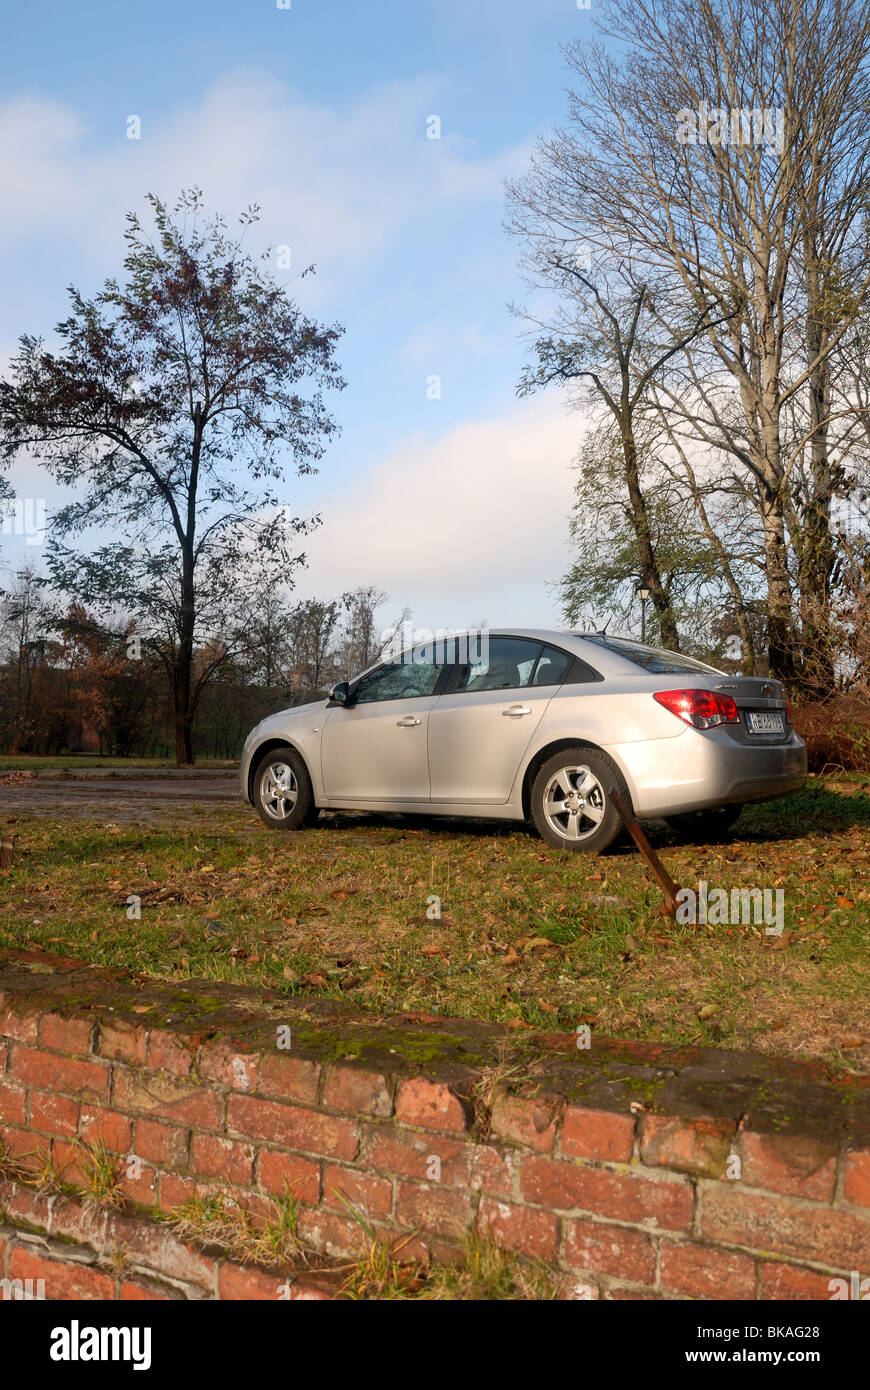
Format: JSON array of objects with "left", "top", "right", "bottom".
[{"left": 612, "top": 728, "right": 808, "bottom": 819}]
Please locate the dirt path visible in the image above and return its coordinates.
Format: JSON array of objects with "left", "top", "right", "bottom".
[{"left": 0, "top": 774, "right": 242, "bottom": 823}]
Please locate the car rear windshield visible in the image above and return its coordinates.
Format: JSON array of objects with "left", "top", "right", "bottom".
[{"left": 579, "top": 635, "right": 724, "bottom": 675}]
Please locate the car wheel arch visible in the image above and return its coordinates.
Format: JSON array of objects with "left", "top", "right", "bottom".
[
  {"left": 520, "top": 738, "right": 635, "bottom": 820},
  {"left": 248, "top": 738, "right": 314, "bottom": 803}
]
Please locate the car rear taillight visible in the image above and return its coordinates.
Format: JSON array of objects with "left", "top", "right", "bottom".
[
  {"left": 786, "top": 696, "right": 793, "bottom": 724},
  {"left": 653, "top": 688, "right": 741, "bottom": 730}
]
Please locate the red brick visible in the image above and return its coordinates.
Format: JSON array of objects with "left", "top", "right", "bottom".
[
  {"left": 79, "top": 1108, "right": 133, "bottom": 1154},
  {"left": 0, "top": 1124, "right": 35, "bottom": 1165},
  {"left": 490, "top": 1092, "right": 559, "bottom": 1152},
  {"left": 660, "top": 1240, "right": 756, "bottom": 1299},
  {"left": 97, "top": 1019, "right": 148, "bottom": 1064},
  {"left": 521, "top": 1155, "right": 693, "bottom": 1230},
  {"left": 478, "top": 1197, "right": 559, "bottom": 1261},
  {"left": 228, "top": 1095, "right": 358, "bottom": 1161},
  {"left": 640, "top": 1114, "right": 735, "bottom": 1178},
  {"left": 39, "top": 1012, "right": 94, "bottom": 1054},
  {"left": 146, "top": 1029, "right": 194, "bottom": 1076},
  {"left": 53, "top": 1139, "right": 100, "bottom": 1189},
  {"left": 844, "top": 1150, "right": 870, "bottom": 1207},
  {"left": 134, "top": 1118, "right": 190, "bottom": 1168},
  {"left": 288, "top": 1278, "right": 341, "bottom": 1300},
  {"left": 606, "top": 1285, "right": 661, "bottom": 1300},
  {"left": 198, "top": 1042, "right": 260, "bottom": 1092},
  {"left": 362, "top": 1125, "right": 513, "bottom": 1195},
  {"left": 118, "top": 1161, "right": 158, "bottom": 1206},
  {"left": 45, "top": 1192, "right": 115, "bottom": 1249},
  {"left": 395, "top": 1077, "right": 469, "bottom": 1133},
  {"left": 323, "top": 1163, "right": 393, "bottom": 1218},
  {"left": 0, "top": 1007, "right": 39, "bottom": 1043},
  {"left": 0, "top": 1082, "right": 26, "bottom": 1126},
  {"left": 29, "top": 1091, "right": 80, "bottom": 1138},
  {"left": 157, "top": 1172, "right": 198, "bottom": 1211},
  {"left": 103, "top": 1209, "right": 216, "bottom": 1291},
  {"left": 256, "top": 1149, "right": 320, "bottom": 1204},
  {"left": 395, "top": 1180, "right": 475, "bottom": 1237},
  {"left": 322, "top": 1064, "right": 393, "bottom": 1117},
  {"left": 700, "top": 1185, "right": 870, "bottom": 1268},
  {"left": 219, "top": 1261, "right": 285, "bottom": 1300},
  {"left": 561, "top": 1105, "right": 635, "bottom": 1164},
  {"left": 0, "top": 1180, "right": 54, "bottom": 1230},
  {"left": 738, "top": 1131, "right": 837, "bottom": 1202},
  {"left": 192, "top": 1134, "right": 254, "bottom": 1186},
  {"left": 11, "top": 1046, "right": 109, "bottom": 1100},
  {"left": 256, "top": 1053, "right": 320, "bottom": 1105},
  {"left": 760, "top": 1261, "right": 844, "bottom": 1300},
  {"left": 565, "top": 1217, "right": 656, "bottom": 1284},
  {"left": 120, "top": 1279, "right": 174, "bottom": 1301},
  {"left": 297, "top": 1206, "right": 375, "bottom": 1258},
  {"left": 113, "top": 1067, "right": 223, "bottom": 1130},
  {"left": 9, "top": 1246, "right": 114, "bottom": 1300}
]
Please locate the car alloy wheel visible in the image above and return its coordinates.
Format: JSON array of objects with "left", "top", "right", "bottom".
[
  {"left": 541, "top": 764, "right": 607, "bottom": 843},
  {"left": 261, "top": 760, "right": 299, "bottom": 820}
]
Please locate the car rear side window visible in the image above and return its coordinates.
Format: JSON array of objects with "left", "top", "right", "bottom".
[
  {"left": 530, "top": 644, "right": 574, "bottom": 686},
  {"left": 580, "top": 635, "right": 723, "bottom": 675},
  {"left": 456, "top": 636, "right": 542, "bottom": 692}
]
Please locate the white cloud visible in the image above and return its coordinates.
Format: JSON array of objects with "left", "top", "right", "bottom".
[
  {"left": 0, "top": 70, "right": 529, "bottom": 298},
  {"left": 298, "top": 398, "right": 586, "bottom": 628}
]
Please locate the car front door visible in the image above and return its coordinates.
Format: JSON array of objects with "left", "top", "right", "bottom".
[
  {"left": 321, "top": 651, "right": 447, "bottom": 803},
  {"left": 428, "top": 637, "right": 573, "bottom": 804}
]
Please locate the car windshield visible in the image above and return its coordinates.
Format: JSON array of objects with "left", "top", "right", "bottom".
[{"left": 579, "top": 634, "right": 724, "bottom": 675}]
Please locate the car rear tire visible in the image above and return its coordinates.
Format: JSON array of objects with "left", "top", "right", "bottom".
[
  {"left": 252, "top": 745, "right": 319, "bottom": 831},
  {"left": 530, "top": 747, "right": 628, "bottom": 853},
  {"left": 664, "top": 804, "right": 743, "bottom": 839}
]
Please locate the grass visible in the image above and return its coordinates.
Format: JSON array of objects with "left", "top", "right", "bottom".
[
  {"left": 164, "top": 1189, "right": 308, "bottom": 1270},
  {"left": 1, "top": 773, "right": 869, "bottom": 1067}
]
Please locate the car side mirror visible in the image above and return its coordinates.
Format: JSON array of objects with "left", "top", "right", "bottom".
[{"left": 329, "top": 681, "right": 351, "bottom": 705}]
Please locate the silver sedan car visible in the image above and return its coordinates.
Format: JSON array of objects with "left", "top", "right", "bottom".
[{"left": 240, "top": 630, "right": 807, "bottom": 853}]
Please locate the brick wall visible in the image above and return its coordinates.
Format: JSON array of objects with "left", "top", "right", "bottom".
[{"left": 1, "top": 947, "right": 868, "bottom": 1300}]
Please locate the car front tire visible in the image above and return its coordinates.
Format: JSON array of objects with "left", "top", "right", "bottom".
[
  {"left": 252, "top": 745, "right": 319, "bottom": 831},
  {"left": 530, "top": 746, "right": 628, "bottom": 853}
]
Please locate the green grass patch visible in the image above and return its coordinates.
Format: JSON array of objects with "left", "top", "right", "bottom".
[{"left": 1, "top": 774, "right": 868, "bottom": 1066}]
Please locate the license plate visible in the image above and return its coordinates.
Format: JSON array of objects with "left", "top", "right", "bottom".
[{"left": 747, "top": 710, "right": 785, "bottom": 735}]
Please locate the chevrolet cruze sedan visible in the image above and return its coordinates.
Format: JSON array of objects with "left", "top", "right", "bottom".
[{"left": 240, "top": 630, "right": 807, "bottom": 853}]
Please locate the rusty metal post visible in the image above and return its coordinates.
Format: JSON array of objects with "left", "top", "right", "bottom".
[{"left": 608, "top": 788, "right": 682, "bottom": 917}]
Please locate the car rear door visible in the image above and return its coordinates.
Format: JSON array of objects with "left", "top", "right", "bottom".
[{"left": 427, "top": 637, "right": 572, "bottom": 804}]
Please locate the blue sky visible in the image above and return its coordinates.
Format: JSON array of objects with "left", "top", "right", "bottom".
[{"left": 0, "top": 0, "right": 595, "bottom": 632}]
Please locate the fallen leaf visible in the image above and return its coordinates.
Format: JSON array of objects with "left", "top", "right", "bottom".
[{"left": 697, "top": 1003, "right": 720, "bottom": 1020}]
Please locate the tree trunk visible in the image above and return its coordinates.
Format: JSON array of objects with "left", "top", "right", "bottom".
[{"left": 621, "top": 430, "right": 680, "bottom": 650}]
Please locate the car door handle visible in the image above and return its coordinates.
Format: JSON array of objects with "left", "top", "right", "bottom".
[
  {"left": 396, "top": 715, "right": 422, "bottom": 727},
  {"left": 503, "top": 704, "right": 532, "bottom": 717}
]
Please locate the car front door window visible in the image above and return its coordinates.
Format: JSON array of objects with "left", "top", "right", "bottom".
[{"left": 353, "top": 656, "right": 443, "bottom": 704}]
